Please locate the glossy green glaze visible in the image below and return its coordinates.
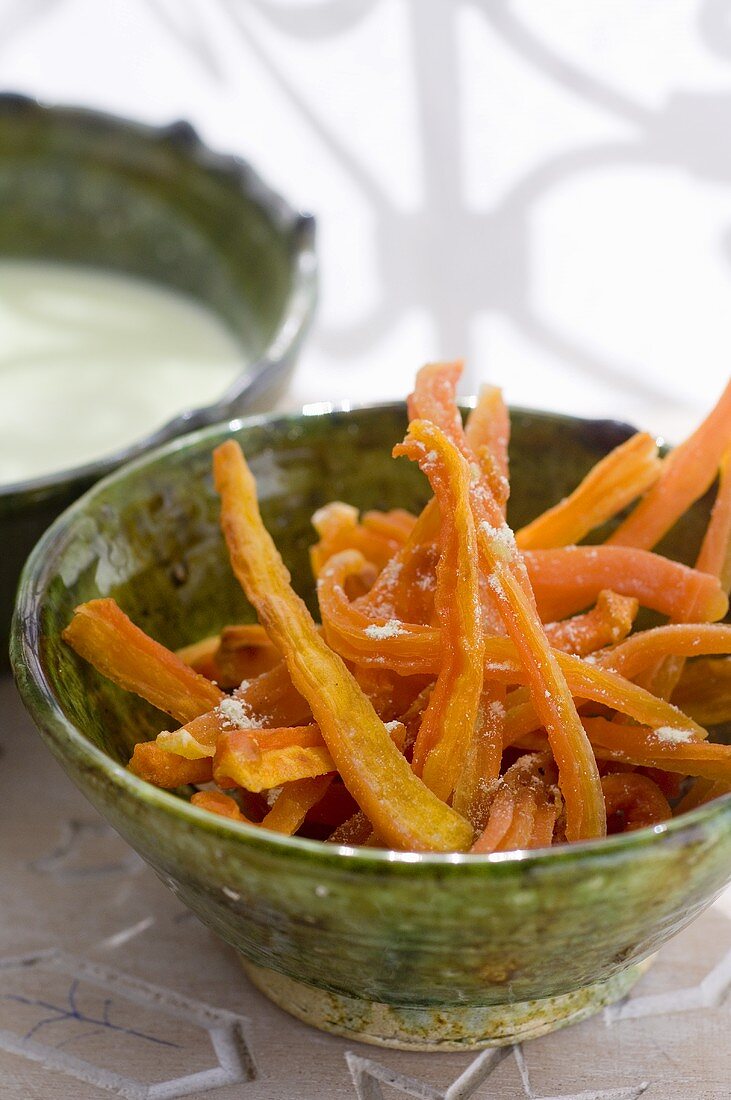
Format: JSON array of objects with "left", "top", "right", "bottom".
[
  {"left": 11, "top": 404, "right": 731, "bottom": 1048},
  {"left": 0, "top": 93, "right": 316, "bottom": 662}
]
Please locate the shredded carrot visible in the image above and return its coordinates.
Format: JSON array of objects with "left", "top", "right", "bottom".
[
  {"left": 517, "top": 433, "right": 661, "bottom": 550},
  {"left": 63, "top": 599, "right": 224, "bottom": 724},
  {"left": 608, "top": 380, "right": 731, "bottom": 550},
  {"left": 394, "top": 420, "right": 485, "bottom": 798}
]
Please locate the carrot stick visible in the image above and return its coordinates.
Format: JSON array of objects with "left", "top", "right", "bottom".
[
  {"left": 63, "top": 599, "right": 224, "bottom": 724},
  {"left": 545, "top": 591, "right": 638, "bottom": 655},
  {"left": 128, "top": 741, "right": 213, "bottom": 787},
  {"left": 607, "top": 380, "right": 731, "bottom": 550},
  {"left": 452, "top": 684, "right": 505, "bottom": 829},
  {"left": 524, "top": 546, "right": 728, "bottom": 623},
  {"left": 190, "top": 791, "right": 255, "bottom": 823},
  {"left": 214, "top": 726, "right": 335, "bottom": 791},
  {"left": 213, "top": 439, "right": 473, "bottom": 852},
  {"left": 260, "top": 776, "right": 333, "bottom": 835},
  {"left": 393, "top": 421, "right": 485, "bottom": 797},
  {"left": 596, "top": 623, "right": 731, "bottom": 680},
  {"left": 517, "top": 433, "right": 661, "bottom": 550},
  {"left": 581, "top": 718, "right": 731, "bottom": 781}
]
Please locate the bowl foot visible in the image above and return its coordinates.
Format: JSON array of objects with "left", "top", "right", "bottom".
[{"left": 241, "top": 956, "right": 653, "bottom": 1051}]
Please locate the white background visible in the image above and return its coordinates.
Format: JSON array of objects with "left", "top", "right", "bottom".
[{"left": 3, "top": 0, "right": 731, "bottom": 440}]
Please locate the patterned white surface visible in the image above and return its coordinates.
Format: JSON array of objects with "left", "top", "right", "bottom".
[{"left": 2, "top": 3, "right": 731, "bottom": 1096}]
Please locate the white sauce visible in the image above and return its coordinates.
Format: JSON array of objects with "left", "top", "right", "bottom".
[{"left": 0, "top": 260, "right": 248, "bottom": 484}]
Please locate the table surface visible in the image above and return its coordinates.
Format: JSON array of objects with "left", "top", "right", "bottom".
[{"left": 1, "top": 674, "right": 729, "bottom": 1100}]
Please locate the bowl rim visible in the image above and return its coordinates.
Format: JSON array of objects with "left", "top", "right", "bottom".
[
  {"left": 11, "top": 400, "right": 731, "bottom": 872},
  {"left": 0, "top": 91, "right": 317, "bottom": 504}
]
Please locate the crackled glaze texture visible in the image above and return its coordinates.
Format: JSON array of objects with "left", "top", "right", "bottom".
[{"left": 12, "top": 405, "right": 731, "bottom": 1048}]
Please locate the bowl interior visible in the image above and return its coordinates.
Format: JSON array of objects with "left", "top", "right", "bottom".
[{"left": 25, "top": 404, "right": 716, "bottom": 769}]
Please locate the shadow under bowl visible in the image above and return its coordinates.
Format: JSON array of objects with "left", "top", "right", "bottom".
[
  {"left": 11, "top": 403, "right": 731, "bottom": 1049},
  {"left": 0, "top": 92, "right": 316, "bottom": 660}
]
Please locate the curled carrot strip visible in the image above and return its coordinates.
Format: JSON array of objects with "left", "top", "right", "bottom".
[
  {"left": 213, "top": 439, "right": 473, "bottom": 852},
  {"left": 310, "top": 501, "right": 402, "bottom": 576},
  {"left": 545, "top": 590, "right": 638, "bottom": 656},
  {"left": 393, "top": 421, "right": 485, "bottom": 797},
  {"left": 581, "top": 718, "right": 731, "bottom": 782},
  {"left": 608, "top": 380, "right": 731, "bottom": 550},
  {"left": 63, "top": 599, "right": 224, "bottom": 724},
  {"left": 524, "top": 547, "right": 728, "bottom": 623},
  {"left": 517, "top": 433, "right": 661, "bottom": 550},
  {"left": 597, "top": 623, "right": 731, "bottom": 680},
  {"left": 214, "top": 624, "right": 280, "bottom": 688},
  {"left": 697, "top": 450, "right": 731, "bottom": 591},
  {"left": 452, "top": 684, "right": 505, "bottom": 829},
  {"left": 601, "top": 773, "right": 671, "bottom": 832}
]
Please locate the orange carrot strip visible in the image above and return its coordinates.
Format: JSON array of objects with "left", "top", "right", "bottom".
[
  {"left": 601, "top": 773, "right": 671, "bottom": 832},
  {"left": 190, "top": 791, "right": 254, "bottom": 823},
  {"left": 63, "top": 599, "right": 224, "bottom": 724},
  {"left": 260, "top": 776, "right": 333, "bottom": 835},
  {"left": 394, "top": 421, "right": 485, "bottom": 797},
  {"left": 465, "top": 385, "right": 510, "bottom": 482},
  {"left": 697, "top": 450, "right": 731, "bottom": 590},
  {"left": 214, "top": 726, "right": 334, "bottom": 791},
  {"left": 310, "top": 501, "right": 401, "bottom": 576},
  {"left": 524, "top": 546, "right": 728, "bottom": 623},
  {"left": 470, "top": 785, "right": 517, "bottom": 853},
  {"left": 544, "top": 591, "right": 638, "bottom": 656},
  {"left": 477, "top": 529, "right": 606, "bottom": 841},
  {"left": 176, "top": 634, "right": 221, "bottom": 680},
  {"left": 582, "top": 718, "right": 731, "bottom": 782},
  {"left": 361, "top": 509, "right": 417, "bottom": 542},
  {"left": 671, "top": 657, "right": 731, "bottom": 726},
  {"left": 452, "top": 684, "right": 505, "bottom": 829},
  {"left": 128, "top": 741, "right": 213, "bottom": 787},
  {"left": 607, "top": 380, "right": 731, "bottom": 550},
  {"left": 214, "top": 624, "right": 280, "bottom": 688},
  {"left": 516, "top": 433, "right": 661, "bottom": 550},
  {"left": 214, "top": 439, "right": 473, "bottom": 852},
  {"left": 494, "top": 786, "right": 538, "bottom": 851},
  {"left": 597, "top": 623, "right": 731, "bottom": 680},
  {"left": 674, "top": 777, "right": 731, "bottom": 815}
]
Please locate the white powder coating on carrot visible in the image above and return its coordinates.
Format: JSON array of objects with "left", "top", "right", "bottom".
[
  {"left": 489, "top": 700, "right": 506, "bottom": 718},
  {"left": 654, "top": 726, "right": 697, "bottom": 744},
  {"left": 217, "top": 696, "right": 264, "bottom": 729},
  {"left": 364, "top": 619, "right": 404, "bottom": 639},
  {"left": 481, "top": 521, "right": 516, "bottom": 562}
]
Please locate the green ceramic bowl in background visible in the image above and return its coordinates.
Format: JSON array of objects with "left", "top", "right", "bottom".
[
  {"left": 0, "top": 92, "right": 316, "bottom": 662},
  {"left": 11, "top": 404, "right": 731, "bottom": 1050}
]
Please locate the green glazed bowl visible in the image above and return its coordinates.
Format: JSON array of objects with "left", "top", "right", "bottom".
[
  {"left": 0, "top": 92, "right": 316, "bottom": 662},
  {"left": 11, "top": 404, "right": 731, "bottom": 1050}
]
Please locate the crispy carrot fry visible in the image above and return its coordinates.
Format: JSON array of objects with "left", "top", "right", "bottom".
[
  {"left": 394, "top": 421, "right": 485, "bottom": 798},
  {"left": 176, "top": 634, "right": 221, "bottom": 680},
  {"left": 545, "top": 591, "right": 638, "bottom": 655},
  {"left": 601, "top": 773, "right": 671, "bottom": 832},
  {"left": 596, "top": 623, "right": 731, "bottom": 680},
  {"left": 465, "top": 385, "right": 510, "bottom": 479},
  {"left": 214, "top": 726, "right": 335, "bottom": 791},
  {"left": 260, "top": 776, "right": 333, "bottom": 835},
  {"left": 525, "top": 546, "right": 728, "bottom": 623},
  {"left": 581, "top": 718, "right": 731, "bottom": 781},
  {"left": 214, "top": 440, "right": 473, "bottom": 852},
  {"left": 213, "top": 721, "right": 406, "bottom": 793},
  {"left": 478, "top": 529, "right": 606, "bottom": 841},
  {"left": 63, "top": 599, "right": 224, "bottom": 724},
  {"left": 190, "top": 791, "right": 254, "bottom": 823},
  {"left": 452, "top": 684, "right": 505, "bottom": 829},
  {"left": 128, "top": 741, "right": 213, "bottom": 787},
  {"left": 608, "top": 380, "right": 731, "bottom": 550},
  {"left": 516, "top": 433, "right": 661, "bottom": 550},
  {"left": 215, "top": 624, "right": 280, "bottom": 687},
  {"left": 310, "top": 502, "right": 402, "bottom": 576}
]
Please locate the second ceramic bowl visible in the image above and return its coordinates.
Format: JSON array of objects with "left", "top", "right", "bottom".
[{"left": 0, "top": 93, "right": 316, "bottom": 659}]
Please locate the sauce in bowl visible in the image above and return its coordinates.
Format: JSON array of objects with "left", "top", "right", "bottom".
[{"left": 0, "top": 260, "right": 248, "bottom": 485}]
